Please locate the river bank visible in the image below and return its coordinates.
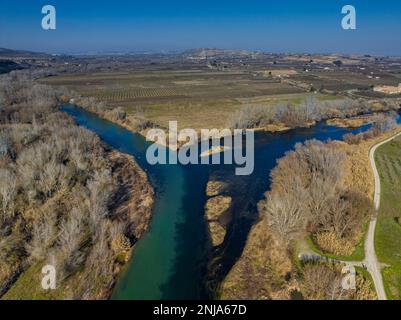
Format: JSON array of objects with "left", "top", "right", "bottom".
[
  {"left": 0, "top": 88, "right": 154, "bottom": 300},
  {"left": 104, "top": 151, "right": 154, "bottom": 298},
  {"left": 62, "top": 104, "right": 211, "bottom": 299},
  {"left": 219, "top": 125, "right": 401, "bottom": 300},
  {"left": 69, "top": 95, "right": 401, "bottom": 148},
  {"left": 326, "top": 114, "right": 378, "bottom": 128},
  {"left": 1, "top": 143, "right": 154, "bottom": 300},
  {"left": 60, "top": 103, "right": 401, "bottom": 300}
]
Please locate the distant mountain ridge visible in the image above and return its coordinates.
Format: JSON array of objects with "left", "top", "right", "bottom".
[
  {"left": 0, "top": 48, "right": 51, "bottom": 58},
  {"left": 181, "top": 48, "right": 261, "bottom": 59}
]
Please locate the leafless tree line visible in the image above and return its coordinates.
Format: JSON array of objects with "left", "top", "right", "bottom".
[
  {"left": 344, "top": 112, "right": 398, "bottom": 144},
  {"left": 0, "top": 72, "right": 133, "bottom": 298},
  {"left": 228, "top": 95, "right": 400, "bottom": 129},
  {"left": 261, "top": 140, "right": 371, "bottom": 247},
  {"left": 258, "top": 139, "right": 375, "bottom": 299},
  {"left": 300, "top": 264, "right": 347, "bottom": 300},
  {"left": 72, "top": 95, "right": 155, "bottom": 131}
]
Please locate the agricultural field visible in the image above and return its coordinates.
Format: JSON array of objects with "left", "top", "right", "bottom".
[
  {"left": 83, "top": 87, "right": 185, "bottom": 101},
  {"left": 376, "top": 137, "right": 401, "bottom": 217},
  {"left": 291, "top": 68, "right": 401, "bottom": 92},
  {"left": 41, "top": 68, "right": 338, "bottom": 130},
  {"left": 43, "top": 69, "right": 284, "bottom": 127},
  {"left": 375, "top": 136, "right": 401, "bottom": 299},
  {"left": 41, "top": 53, "right": 401, "bottom": 130}
]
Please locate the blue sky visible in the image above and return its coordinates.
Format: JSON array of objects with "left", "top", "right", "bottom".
[{"left": 0, "top": 0, "right": 400, "bottom": 55}]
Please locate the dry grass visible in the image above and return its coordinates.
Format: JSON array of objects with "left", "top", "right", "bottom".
[
  {"left": 204, "top": 195, "right": 232, "bottom": 248},
  {"left": 205, "top": 196, "right": 232, "bottom": 221},
  {"left": 326, "top": 115, "right": 377, "bottom": 128},
  {"left": 341, "top": 126, "right": 401, "bottom": 201},
  {"left": 219, "top": 217, "right": 295, "bottom": 300},
  {"left": 220, "top": 127, "right": 401, "bottom": 300},
  {"left": 206, "top": 181, "right": 227, "bottom": 197},
  {"left": 41, "top": 70, "right": 345, "bottom": 131},
  {"left": 313, "top": 231, "right": 361, "bottom": 256}
]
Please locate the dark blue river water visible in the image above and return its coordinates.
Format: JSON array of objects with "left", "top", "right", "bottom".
[{"left": 61, "top": 104, "right": 379, "bottom": 299}]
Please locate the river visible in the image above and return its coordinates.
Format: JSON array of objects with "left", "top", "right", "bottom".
[{"left": 61, "top": 104, "right": 384, "bottom": 300}]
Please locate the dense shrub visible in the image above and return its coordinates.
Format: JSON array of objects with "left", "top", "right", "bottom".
[
  {"left": 228, "top": 95, "right": 398, "bottom": 130},
  {"left": 0, "top": 72, "right": 136, "bottom": 298},
  {"left": 227, "top": 105, "right": 278, "bottom": 129},
  {"left": 344, "top": 112, "right": 397, "bottom": 145},
  {"left": 261, "top": 140, "right": 371, "bottom": 253}
]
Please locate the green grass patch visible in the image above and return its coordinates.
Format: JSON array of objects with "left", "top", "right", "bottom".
[
  {"left": 305, "top": 226, "right": 367, "bottom": 262},
  {"left": 374, "top": 136, "right": 401, "bottom": 300},
  {"left": 355, "top": 266, "right": 375, "bottom": 290},
  {"left": 375, "top": 137, "right": 401, "bottom": 217},
  {"left": 375, "top": 217, "right": 401, "bottom": 300},
  {"left": 1, "top": 263, "right": 66, "bottom": 300}
]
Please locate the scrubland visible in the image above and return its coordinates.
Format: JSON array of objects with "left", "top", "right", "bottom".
[
  {"left": 221, "top": 114, "right": 399, "bottom": 300},
  {"left": 0, "top": 72, "right": 153, "bottom": 299}
]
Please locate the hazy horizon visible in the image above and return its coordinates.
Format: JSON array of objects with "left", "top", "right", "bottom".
[
  {"left": 1, "top": 0, "right": 401, "bottom": 56},
  {"left": 4, "top": 46, "right": 401, "bottom": 58}
]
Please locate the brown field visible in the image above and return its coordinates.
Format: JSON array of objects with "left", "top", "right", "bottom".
[
  {"left": 42, "top": 59, "right": 400, "bottom": 130},
  {"left": 42, "top": 68, "right": 344, "bottom": 130},
  {"left": 42, "top": 69, "right": 308, "bottom": 129}
]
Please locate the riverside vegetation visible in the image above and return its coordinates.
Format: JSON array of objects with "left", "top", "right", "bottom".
[
  {"left": 227, "top": 95, "right": 400, "bottom": 131},
  {"left": 220, "top": 113, "right": 399, "bottom": 300},
  {"left": 67, "top": 89, "right": 400, "bottom": 140},
  {"left": 204, "top": 181, "right": 231, "bottom": 247},
  {"left": 0, "top": 71, "right": 153, "bottom": 299},
  {"left": 62, "top": 76, "right": 399, "bottom": 300},
  {"left": 2, "top": 49, "right": 401, "bottom": 300}
]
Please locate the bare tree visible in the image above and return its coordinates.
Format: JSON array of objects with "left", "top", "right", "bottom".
[
  {"left": 0, "top": 72, "right": 133, "bottom": 298},
  {"left": 227, "top": 105, "right": 278, "bottom": 129},
  {"left": 0, "top": 169, "right": 17, "bottom": 218},
  {"left": 298, "top": 140, "right": 346, "bottom": 186},
  {"left": 301, "top": 95, "right": 319, "bottom": 121},
  {"left": 263, "top": 177, "right": 309, "bottom": 241},
  {"left": 57, "top": 207, "right": 85, "bottom": 276},
  {"left": 300, "top": 264, "right": 345, "bottom": 300},
  {"left": 0, "top": 131, "right": 9, "bottom": 156},
  {"left": 26, "top": 212, "right": 57, "bottom": 261},
  {"left": 264, "top": 139, "right": 360, "bottom": 244},
  {"left": 112, "top": 107, "right": 126, "bottom": 121},
  {"left": 38, "top": 158, "right": 65, "bottom": 197},
  {"left": 280, "top": 103, "right": 309, "bottom": 127},
  {"left": 87, "top": 170, "right": 113, "bottom": 229},
  {"left": 85, "top": 220, "right": 114, "bottom": 285},
  {"left": 372, "top": 113, "right": 397, "bottom": 135},
  {"left": 307, "top": 176, "right": 339, "bottom": 230},
  {"left": 315, "top": 190, "right": 372, "bottom": 239}
]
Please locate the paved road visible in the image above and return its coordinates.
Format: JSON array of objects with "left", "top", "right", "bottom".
[{"left": 366, "top": 131, "right": 401, "bottom": 300}]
